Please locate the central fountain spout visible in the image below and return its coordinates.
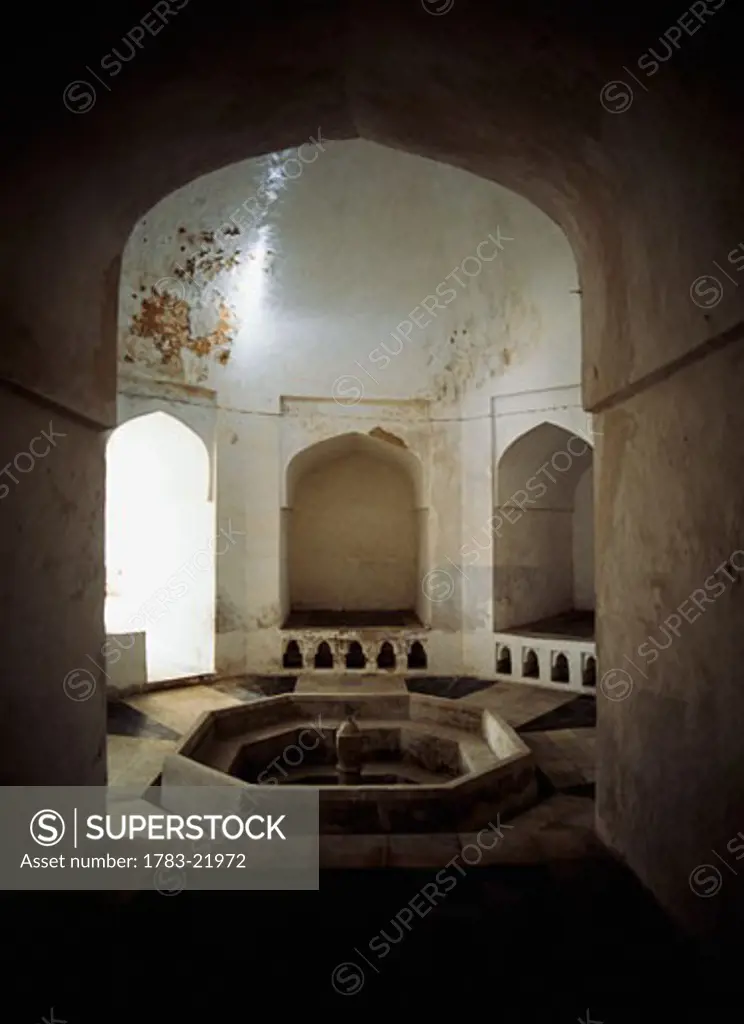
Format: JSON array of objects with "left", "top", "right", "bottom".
[{"left": 335, "top": 706, "right": 364, "bottom": 785}]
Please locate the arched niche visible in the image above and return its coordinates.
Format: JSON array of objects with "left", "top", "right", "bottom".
[
  {"left": 494, "top": 422, "right": 593, "bottom": 631},
  {"left": 314, "top": 641, "right": 334, "bottom": 670},
  {"left": 282, "top": 639, "right": 303, "bottom": 670},
  {"left": 105, "top": 411, "right": 214, "bottom": 684},
  {"left": 377, "top": 641, "right": 396, "bottom": 671},
  {"left": 283, "top": 432, "right": 423, "bottom": 624},
  {"left": 407, "top": 640, "right": 428, "bottom": 671}
]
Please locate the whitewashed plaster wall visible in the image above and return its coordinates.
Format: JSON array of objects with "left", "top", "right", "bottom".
[{"left": 117, "top": 140, "right": 587, "bottom": 678}]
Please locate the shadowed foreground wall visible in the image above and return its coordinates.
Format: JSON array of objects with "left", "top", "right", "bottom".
[{"left": 596, "top": 337, "right": 744, "bottom": 945}]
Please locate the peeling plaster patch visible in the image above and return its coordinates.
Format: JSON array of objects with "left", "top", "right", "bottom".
[
  {"left": 430, "top": 292, "right": 540, "bottom": 402},
  {"left": 369, "top": 426, "right": 407, "bottom": 448},
  {"left": 174, "top": 242, "right": 241, "bottom": 285},
  {"left": 127, "top": 288, "right": 236, "bottom": 372}
]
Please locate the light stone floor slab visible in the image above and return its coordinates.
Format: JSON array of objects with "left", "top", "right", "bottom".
[
  {"left": 521, "top": 729, "right": 596, "bottom": 788},
  {"left": 295, "top": 674, "right": 408, "bottom": 694},
  {"left": 461, "top": 681, "right": 578, "bottom": 728},
  {"left": 107, "top": 735, "right": 178, "bottom": 789},
  {"left": 125, "top": 684, "right": 244, "bottom": 734}
]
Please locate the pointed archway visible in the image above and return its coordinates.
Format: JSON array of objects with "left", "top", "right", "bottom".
[
  {"left": 494, "top": 422, "right": 593, "bottom": 632},
  {"left": 284, "top": 432, "right": 424, "bottom": 625},
  {"left": 105, "top": 411, "right": 214, "bottom": 685}
]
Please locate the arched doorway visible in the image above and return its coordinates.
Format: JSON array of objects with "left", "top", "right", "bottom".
[
  {"left": 105, "top": 412, "right": 214, "bottom": 684},
  {"left": 494, "top": 422, "right": 593, "bottom": 632}
]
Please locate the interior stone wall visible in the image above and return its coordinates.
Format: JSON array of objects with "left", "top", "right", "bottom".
[
  {"left": 596, "top": 337, "right": 744, "bottom": 945},
  {"left": 0, "top": 388, "right": 107, "bottom": 784}
]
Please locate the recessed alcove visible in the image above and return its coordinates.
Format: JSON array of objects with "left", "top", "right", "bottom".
[
  {"left": 282, "top": 432, "right": 426, "bottom": 628},
  {"left": 494, "top": 423, "right": 594, "bottom": 633}
]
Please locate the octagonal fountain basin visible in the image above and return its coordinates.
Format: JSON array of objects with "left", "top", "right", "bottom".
[{"left": 161, "top": 692, "right": 538, "bottom": 834}]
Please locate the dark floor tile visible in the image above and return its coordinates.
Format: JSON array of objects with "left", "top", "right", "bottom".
[
  {"left": 106, "top": 701, "right": 181, "bottom": 740},
  {"left": 561, "top": 781, "right": 596, "bottom": 799},
  {"left": 405, "top": 676, "right": 495, "bottom": 700},
  {"left": 519, "top": 694, "right": 596, "bottom": 732},
  {"left": 213, "top": 682, "right": 264, "bottom": 703},
  {"left": 534, "top": 766, "right": 557, "bottom": 800}
]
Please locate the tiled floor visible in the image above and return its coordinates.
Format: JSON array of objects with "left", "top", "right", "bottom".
[{"left": 106, "top": 675, "right": 597, "bottom": 862}]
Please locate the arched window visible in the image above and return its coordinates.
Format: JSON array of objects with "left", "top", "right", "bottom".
[
  {"left": 284, "top": 433, "right": 423, "bottom": 624},
  {"left": 495, "top": 422, "right": 594, "bottom": 632}
]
